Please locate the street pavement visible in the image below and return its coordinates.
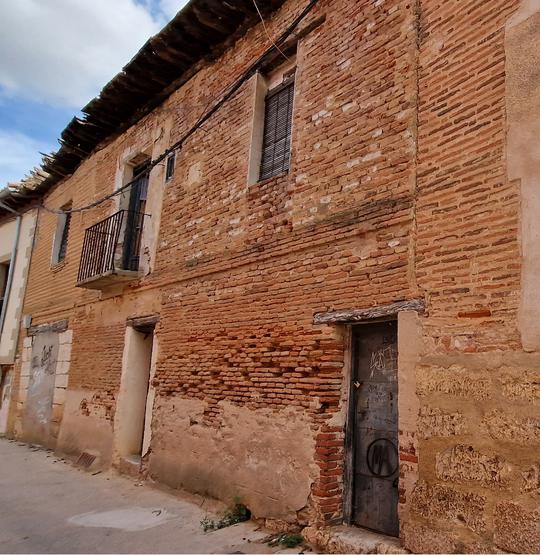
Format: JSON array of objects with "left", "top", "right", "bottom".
[{"left": 0, "top": 438, "right": 305, "bottom": 554}]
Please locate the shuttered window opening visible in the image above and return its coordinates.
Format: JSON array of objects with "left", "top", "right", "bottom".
[
  {"left": 57, "top": 211, "right": 71, "bottom": 262},
  {"left": 165, "top": 152, "right": 175, "bottom": 180},
  {"left": 259, "top": 78, "right": 294, "bottom": 181}
]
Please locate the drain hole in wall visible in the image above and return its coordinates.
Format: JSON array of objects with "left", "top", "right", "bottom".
[{"left": 76, "top": 451, "right": 96, "bottom": 469}]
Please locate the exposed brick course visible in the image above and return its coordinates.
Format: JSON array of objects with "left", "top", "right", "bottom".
[{"left": 7, "top": 0, "right": 540, "bottom": 551}]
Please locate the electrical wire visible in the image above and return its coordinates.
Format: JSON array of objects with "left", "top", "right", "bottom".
[
  {"left": 251, "top": 0, "right": 290, "bottom": 62},
  {"left": 39, "top": 0, "right": 320, "bottom": 216}
]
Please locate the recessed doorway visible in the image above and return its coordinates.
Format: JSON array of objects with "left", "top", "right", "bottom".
[
  {"left": 346, "top": 320, "right": 399, "bottom": 537},
  {"left": 114, "top": 319, "right": 156, "bottom": 466}
]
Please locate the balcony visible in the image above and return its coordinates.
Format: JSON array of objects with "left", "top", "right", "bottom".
[{"left": 76, "top": 210, "right": 148, "bottom": 289}]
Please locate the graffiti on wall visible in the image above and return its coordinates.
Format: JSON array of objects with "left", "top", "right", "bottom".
[{"left": 22, "top": 331, "right": 59, "bottom": 444}]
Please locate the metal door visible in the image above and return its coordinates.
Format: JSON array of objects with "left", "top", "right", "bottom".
[{"left": 351, "top": 321, "right": 399, "bottom": 536}]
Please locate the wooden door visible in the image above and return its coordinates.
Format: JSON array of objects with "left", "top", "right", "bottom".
[{"left": 351, "top": 321, "right": 399, "bottom": 536}]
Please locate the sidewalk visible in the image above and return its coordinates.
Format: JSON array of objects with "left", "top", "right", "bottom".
[{"left": 0, "top": 438, "right": 309, "bottom": 554}]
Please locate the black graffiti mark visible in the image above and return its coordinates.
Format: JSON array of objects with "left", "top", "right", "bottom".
[
  {"left": 41, "top": 345, "right": 56, "bottom": 375},
  {"left": 41, "top": 345, "right": 52, "bottom": 365},
  {"left": 366, "top": 438, "right": 399, "bottom": 478}
]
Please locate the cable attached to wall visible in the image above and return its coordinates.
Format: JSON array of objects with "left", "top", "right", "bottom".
[
  {"left": 39, "top": 0, "right": 321, "bottom": 216},
  {"left": 251, "top": 0, "right": 291, "bottom": 62}
]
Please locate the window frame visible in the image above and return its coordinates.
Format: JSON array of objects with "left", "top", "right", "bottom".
[
  {"left": 165, "top": 152, "right": 176, "bottom": 181},
  {"left": 51, "top": 203, "right": 72, "bottom": 266},
  {"left": 0, "top": 261, "right": 9, "bottom": 316},
  {"left": 258, "top": 74, "right": 295, "bottom": 182}
]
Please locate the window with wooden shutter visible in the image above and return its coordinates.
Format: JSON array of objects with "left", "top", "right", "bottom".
[
  {"left": 259, "top": 77, "right": 294, "bottom": 181},
  {"left": 165, "top": 152, "right": 175, "bottom": 180},
  {"left": 52, "top": 202, "right": 72, "bottom": 265},
  {"left": 57, "top": 211, "right": 71, "bottom": 262}
]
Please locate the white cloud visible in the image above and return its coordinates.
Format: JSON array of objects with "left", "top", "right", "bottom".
[
  {"left": 0, "top": 0, "right": 165, "bottom": 108},
  {"left": 0, "top": 0, "right": 191, "bottom": 185},
  {"left": 0, "top": 130, "right": 54, "bottom": 184}
]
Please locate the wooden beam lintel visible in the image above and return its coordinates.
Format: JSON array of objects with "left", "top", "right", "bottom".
[{"left": 314, "top": 299, "right": 426, "bottom": 325}]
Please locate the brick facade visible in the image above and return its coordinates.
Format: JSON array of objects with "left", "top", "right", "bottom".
[{"left": 7, "top": 0, "right": 540, "bottom": 552}]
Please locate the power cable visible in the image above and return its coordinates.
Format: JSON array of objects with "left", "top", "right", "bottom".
[
  {"left": 39, "top": 0, "right": 320, "bottom": 216},
  {"left": 251, "top": 0, "right": 290, "bottom": 62}
]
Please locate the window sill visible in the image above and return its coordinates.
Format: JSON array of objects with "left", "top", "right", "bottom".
[
  {"left": 252, "top": 171, "right": 289, "bottom": 187},
  {"left": 50, "top": 260, "right": 68, "bottom": 272}
]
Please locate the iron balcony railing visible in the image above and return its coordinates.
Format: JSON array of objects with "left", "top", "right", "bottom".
[{"left": 77, "top": 209, "right": 148, "bottom": 284}]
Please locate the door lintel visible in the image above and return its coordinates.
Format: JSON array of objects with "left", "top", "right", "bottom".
[{"left": 313, "top": 299, "right": 425, "bottom": 325}]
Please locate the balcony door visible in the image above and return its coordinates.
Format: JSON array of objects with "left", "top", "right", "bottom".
[{"left": 123, "top": 162, "right": 149, "bottom": 271}]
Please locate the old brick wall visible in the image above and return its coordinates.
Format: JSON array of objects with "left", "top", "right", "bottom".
[
  {"left": 12, "top": 85, "right": 172, "bottom": 457},
  {"left": 8, "top": 0, "right": 540, "bottom": 551},
  {"left": 147, "top": 0, "right": 418, "bottom": 525},
  {"left": 11, "top": 0, "right": 420, "bottom": 527}
]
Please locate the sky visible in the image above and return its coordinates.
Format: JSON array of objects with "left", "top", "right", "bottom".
[{"left": 0, "top": 0, "right": 190, "bottom": 186}]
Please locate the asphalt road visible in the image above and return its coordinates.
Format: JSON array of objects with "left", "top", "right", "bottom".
[{"left": 0, "top": 438, "right": 298, "bottom": 554}]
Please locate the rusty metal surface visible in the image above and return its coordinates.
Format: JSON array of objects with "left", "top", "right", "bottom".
[
  {"left": 352, "top": 321, "right": 399, "bottom": 537},
  {"left": 75, "top": 452, "right": 97, "bottom": 469}
]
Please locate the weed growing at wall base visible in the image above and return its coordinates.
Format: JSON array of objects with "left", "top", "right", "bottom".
[
  {"left": 200, "top": 497, "right": 251, "bottom": 532},
  {"left": 267, "top": 532, "right": 305, "bottom": 548}
]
